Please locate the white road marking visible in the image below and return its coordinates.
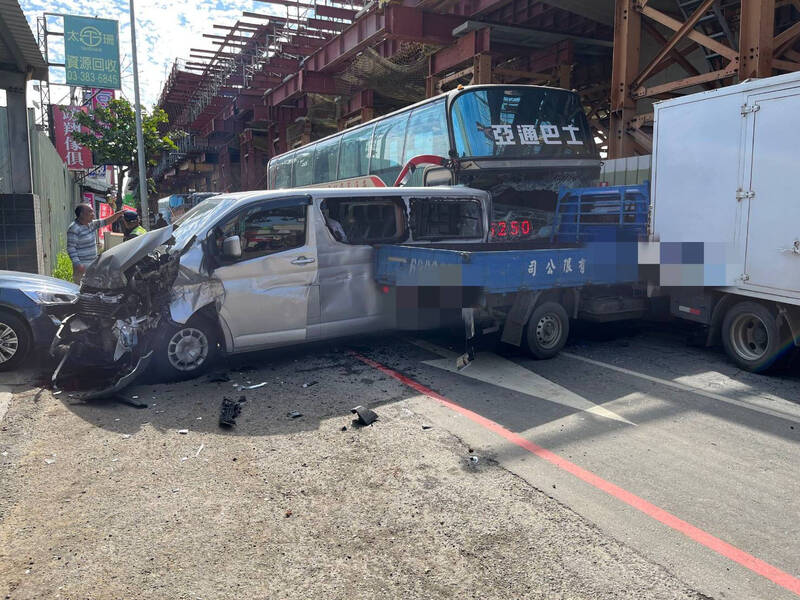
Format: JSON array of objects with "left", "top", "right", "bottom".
[
  {"left": 562, "top": 352, "right": 800, "bottom": 425},
  {"left": 408, "top": 339, "right": 635, "bottom": 426}
]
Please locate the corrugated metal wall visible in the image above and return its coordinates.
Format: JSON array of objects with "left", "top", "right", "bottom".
[
  {"left": 0, "top": 108, "right": 11, "bottom": 194},
  {"left": 27, "top": 110, "right": 80, "bottom": 274},
  {"left": 600, "top": 155, "right": 652, "bottom": 186}
]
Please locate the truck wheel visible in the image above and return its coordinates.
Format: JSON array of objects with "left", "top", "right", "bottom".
[
  {"left": 154, "top": 315, "right": 219, "bottom": 381},
  {"left": 721, "top": 302, "right": 789, "bottom": 373},
  {"left": 0, "top": 310, "right": 31, "bottom": 372},
  {"left": 525, "top": 302, "right": 570, "bottom": 359}
]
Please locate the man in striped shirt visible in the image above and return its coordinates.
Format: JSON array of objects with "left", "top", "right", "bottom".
[{"left": 67, "top": 203, "right": 124, "bottom": 283}]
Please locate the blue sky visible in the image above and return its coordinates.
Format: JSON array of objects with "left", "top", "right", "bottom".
[{"left": 18, "top": 0, "right": 271, "bottom": 109}]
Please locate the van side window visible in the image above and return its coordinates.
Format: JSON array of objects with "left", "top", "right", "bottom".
[
  {"left": 321, "top": 196, "right": 405, "bottom": 245},
  {"left": 217, "top": 205, "right": 306, "bottom": 260},
  {"left": 409, "top": 197, "right": 482, "bottom": 240}
]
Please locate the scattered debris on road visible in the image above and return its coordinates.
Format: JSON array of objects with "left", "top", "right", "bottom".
[
  {"left": 114, "top": 395, "right": 148, "bottom": 409},
  {"left": 351, "top": 405, "right": 378, "bottom": 426},
  {"left": 178, "top": 429, "right": 189, "bottom": 435},
  {"left": 219, "top": 397, "right": 243, "bottom": 428},
  {"left": 302, "top": 381, "right": 318, "bottom": 388},
  {"left": 288, "top": 411, "right": 303, "bottom": 419},
  {"left": 238, "top": 382, "right": 267, "bottom": 390}
]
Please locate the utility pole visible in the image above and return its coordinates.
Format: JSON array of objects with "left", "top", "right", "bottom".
[{"left": 129, "top": 0, "right": 149, "bottom": 229}]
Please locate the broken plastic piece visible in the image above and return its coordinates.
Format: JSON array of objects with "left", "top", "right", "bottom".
[
  {"left": 288, "top": 411, "right": 303, "bottom": 419},
  {"left": 302, "top": 381, "right": 318, "bottom": 388},
  {"left": 178, "top": 429, "right": 189, "bottom": 435},
  {"left": 351, "top": 405, "right": 378, "bottom": 426},
  {"left": 240, "top": 382, "right": 267, "bottom": 390}
]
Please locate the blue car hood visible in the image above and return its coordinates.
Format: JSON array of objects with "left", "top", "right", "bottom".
[{"left": 0, "top": 270, "right": 79, "bottom": 294}]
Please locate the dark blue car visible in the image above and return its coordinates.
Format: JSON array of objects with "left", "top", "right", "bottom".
[{"left": 0, "top": 271, "right": 79, "bottom": 371}]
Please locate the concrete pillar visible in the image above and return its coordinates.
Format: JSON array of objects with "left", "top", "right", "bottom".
[{"left": 0, "top": 70, "right": 33, "bottom": 193}]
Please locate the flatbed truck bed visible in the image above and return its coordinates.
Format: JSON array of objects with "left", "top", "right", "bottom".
[{"left": 373, "top": 184, "right": 649, "bottom": 363}]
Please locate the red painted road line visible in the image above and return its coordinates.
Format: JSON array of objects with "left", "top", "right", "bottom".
[{"left": 350, "top": 350, "right": 800, "bottom": 597}]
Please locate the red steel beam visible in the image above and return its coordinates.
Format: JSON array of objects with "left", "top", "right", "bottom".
[
  {"left": 429, "top": 28, "right": 491, "bottom": 75},
  {"left": 279, "top": 43, "right": 320, "bottom": 55},
  {"left": 214, "top": 22, "right": 263, "bottom": 30},
  {"left": 266, "top": 6, "right": 462, "bottom": 108},
  {"left": 203, "top": 33, "right": 257, "bottom": 41},
  {"left": 303, "top": 5, "right": 460, "bottom": 73},
  {"left": 339, "top": 89, "right": 374, "bottom": 117},
  {"left": 266, "top": 69, "right": 337, "bottom": 106},
  {"left": 315, "top": 5, "right": 356, "bottom": 20},
  {"left": 289, "top": 34, "right": 329, "bottom": 47},
  {"left": 739, "top": 0, "right": 776, "bottom": 79},
  {"left": 384, "top": 6, "right": 462, "bottom": 45},
  {"left": 307, "top": 17, "right": 348, "bottom": 32}
]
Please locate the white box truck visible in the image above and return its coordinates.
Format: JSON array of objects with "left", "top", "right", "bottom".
[{"left": 650, "top": 70, "right": 800, "bottom": 372}]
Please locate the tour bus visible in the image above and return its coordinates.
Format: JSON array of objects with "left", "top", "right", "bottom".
[{"left": 267, "top": 85, "right": 600, "bottom": 241}]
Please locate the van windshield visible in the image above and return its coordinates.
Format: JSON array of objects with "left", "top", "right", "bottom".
[{"left": 172, "top": 196, "right": 233, "bottom": 249}]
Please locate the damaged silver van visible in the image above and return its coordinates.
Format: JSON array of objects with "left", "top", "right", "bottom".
[{"left": 51, "top": 187, "right": 489, "bottom": 393}]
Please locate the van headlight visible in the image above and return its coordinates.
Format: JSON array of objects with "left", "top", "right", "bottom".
[{"left": 21, "top": 290, "right": 79, "bottom": 305}]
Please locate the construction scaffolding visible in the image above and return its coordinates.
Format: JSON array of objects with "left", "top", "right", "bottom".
[
  {"left": 609, "top": 0, "right": 800, "bottom": 157},
  {"left": 150, "top": 0, "right": 800, "bottom": 193}
]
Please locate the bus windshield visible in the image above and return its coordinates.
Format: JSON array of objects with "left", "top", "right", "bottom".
[{"left": 450, "top": 87, "right": 596, "bottom": 160}]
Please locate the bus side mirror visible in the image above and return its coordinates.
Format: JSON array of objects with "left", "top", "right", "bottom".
[
  {"left": 222, "top": 235, "right": 242, "bottom": 259},
  {"left": 423, "top": 166, "right": 454, "bottom": 187}
]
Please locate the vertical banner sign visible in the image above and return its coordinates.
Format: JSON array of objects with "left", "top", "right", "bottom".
[
  {"left": 64, "top": 16, "right": 121, "bottom": 89},
  {"left": 97, "top": 201, "right": 113, "bottom": 239},
  {"left": 82, "top": 87, "right": 116, "bottom": 110},
  {"left": 51, "top": 106, "right": 94, "bottom": 170}
]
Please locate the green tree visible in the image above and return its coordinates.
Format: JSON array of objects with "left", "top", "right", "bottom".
[{"left": 70, "top": 99, "right": 178, "bottom": 212}]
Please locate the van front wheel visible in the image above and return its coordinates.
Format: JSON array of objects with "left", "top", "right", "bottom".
[{"left": 154, "top": 316, "right": 219, "bottom": 381}]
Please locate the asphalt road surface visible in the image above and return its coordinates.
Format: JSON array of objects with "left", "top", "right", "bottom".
[
  {"left": 354, "top": 323, "right": 800, "bottom": 600},
  {"left": 1, "top": 321, "right": 798, "bottom": 599}
]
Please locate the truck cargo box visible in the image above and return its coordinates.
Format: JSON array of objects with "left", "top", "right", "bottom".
[{"left": 651, "top": 70, "right": 800, "bottom": 304}]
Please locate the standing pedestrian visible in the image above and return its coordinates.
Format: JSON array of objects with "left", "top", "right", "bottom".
[
  {"left": 121, "top": 211, "right": 147, "bottom": 241},
  {"left": 66, "top": 203, "right": 124, "bottom": 283}
]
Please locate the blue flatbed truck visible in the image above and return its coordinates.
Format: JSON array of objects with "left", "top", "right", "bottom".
[{"left": 374, "top": 183, "right": 650, "bottom": 364}]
